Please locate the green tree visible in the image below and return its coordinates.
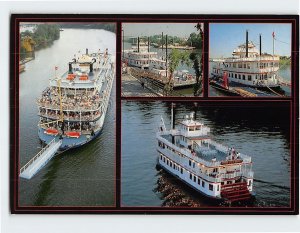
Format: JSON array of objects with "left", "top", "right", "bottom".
[
  {"left": 164, "top": 49, "right": 191, "bottom": 96},
  {"left": 189, "top": 23, "right": 203, "bottom": 96}
]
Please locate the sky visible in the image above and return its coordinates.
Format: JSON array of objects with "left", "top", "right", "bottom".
[
  {"left": 122, "top": 23, "right": 199, "bottom": 38},
  {"left": 209, "top": 23, "right": 292, "bottom": 58}
]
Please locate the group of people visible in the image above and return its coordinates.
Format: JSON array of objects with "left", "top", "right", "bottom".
[
  {"left": 38, "top": 87, "right": 101, "bottom": 111},
  {"left": 227, "top": 147, "right": 240, "bottom": 161},
  {"left": 39, "top": 108, "right": 101, "bottom": 121}
]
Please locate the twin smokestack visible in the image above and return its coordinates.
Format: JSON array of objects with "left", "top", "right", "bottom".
[{"left": 245, "top": 30, "right": 262, "bottom": 57}]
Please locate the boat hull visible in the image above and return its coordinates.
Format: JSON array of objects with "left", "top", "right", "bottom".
[
  {"left": 156, "top": 160, "right": 223, "bottom": 201},
  {"left": 38, "top": 125, "right": 103, "bottom": 152}
]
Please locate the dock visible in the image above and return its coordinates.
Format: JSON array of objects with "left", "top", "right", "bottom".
[
  {"left": 19, "top": 138, "right": 62, "bottom": 179},
  {"left": 122, "top": 73, "right": 159, "bottom": 97},
  {"left": 210, "top": 80, "right": 283, "bottom": 97}
]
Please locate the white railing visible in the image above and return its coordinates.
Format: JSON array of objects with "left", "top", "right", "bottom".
[
  {"left": 19, "top": 138, "right": 57, "bottom": 174},
  {"left": 157, "top": 135, "right": 221, "bottom": 167},
  {"left": 38, "top": 113, "right": 101, "bottom": 121}
]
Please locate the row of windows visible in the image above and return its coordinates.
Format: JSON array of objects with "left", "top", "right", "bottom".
[
  {"left": 160, "top": 154, "right": 219, "bottom": 192},
  {"left": 130, "top": 60, "right": 149, "bottom": 65},
  {"left": 227, "top": 62, "right": 279, "bottom": 69},
  {"left": 228, "top": 73, "right": 252, "bottom": 81},
  {"left": 228, "top": 73, "right": 269, "bottom": 81},
  {"left": 189, "top": 171, "right": 218, "bottom": 191},
  {"left": 160, "top": 154, "right": 184, "bottom": 174}
]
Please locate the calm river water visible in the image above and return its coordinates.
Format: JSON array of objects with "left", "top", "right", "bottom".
[
  {"left": 121, "top": 101, "right": 290, "bottom": 207},
  {"left": 19, "top": 28, "right": 116, "bottom": 206}
]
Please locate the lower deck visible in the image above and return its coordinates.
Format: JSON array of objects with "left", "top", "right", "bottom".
[{"left": 38, "top": 126, "right": 102, "bottom": 151}]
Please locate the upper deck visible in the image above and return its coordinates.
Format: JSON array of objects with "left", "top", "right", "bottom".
[{"left": 49, "top": 52, "right": 114, "bottom": 89}]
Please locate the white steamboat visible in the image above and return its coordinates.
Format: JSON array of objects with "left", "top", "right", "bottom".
[
  {"left": 211, "top": 30, "right": 281, "bottom": 89},
  {"left": 156, "top": 110, "right": 254, "bottom": 202}
]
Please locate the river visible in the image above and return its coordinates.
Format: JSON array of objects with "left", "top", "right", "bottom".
[
  {"left": 121, "top": 101, "right": 290, "bottom": 207},
  {"left": 19, "top": 28, "right": 116, "bottom": 206}
]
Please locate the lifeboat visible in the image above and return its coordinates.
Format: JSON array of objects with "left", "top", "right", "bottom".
[
  {"left": 65, "top": 131, "right": 81, "bottom": 138},
  {"left": 67, "top": 74, "right": 76, "bottom": 80},
  {"left": 79, "top": 74, "right": 89, "bottom": 80},
  {"left": 45, "top": 128, "right": 59, "bottom": 136}
]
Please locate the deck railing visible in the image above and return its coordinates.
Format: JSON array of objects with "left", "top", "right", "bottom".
[
  {"left": 157, "top": 135, "right": 221, "bottom": 167},
  {"left": 19, "top": 138, "right": 57, "bottom": 174}
]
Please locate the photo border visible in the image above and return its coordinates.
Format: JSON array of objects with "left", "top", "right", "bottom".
[{"left": 10, "top": 14, "right": 299, "bottom": 214}]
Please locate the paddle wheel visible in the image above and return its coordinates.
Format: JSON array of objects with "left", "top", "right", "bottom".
[{"left": 221, "top": 181, "right": 251, "bottom": 203}]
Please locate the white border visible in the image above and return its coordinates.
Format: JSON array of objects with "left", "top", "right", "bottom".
[{"left": 1, "top": 1, "right": 299, "bottom": 233}]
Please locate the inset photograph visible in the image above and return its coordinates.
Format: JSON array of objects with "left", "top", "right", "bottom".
[
  {"left": 209, "top": 23, "right": 291, "bottom": 97},
  {"left": 121, "top": 23, "right": 203, "bottom": 97},
  {"left": 18, "top": 22, "right": 116, "bottom": 207},
  {"left": 121, "top": 101, "right": 291, "bottom": 208}
]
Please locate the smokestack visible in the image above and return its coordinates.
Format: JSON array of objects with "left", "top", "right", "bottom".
[
  {"left": 89, "top": 63, "right": 93, "bottom": 73},
  {"left": 138, "top": 37, "right": 140, "bottom": 53},
  {"left": 161, "top": 32, "right": 164, "bottom": 51},
  {"left": 90, "top": 59, "right": 96, "bottom": 74},
  {"left": 165, "top": 35, "right": 168, "bottom": 78},
  {"left": 259, "top": 33, "right": 262, "bottom": 56},
  {"left": 86, "top": 48, "right": 88, "bottom": 55},
  {"left": 68, "top": 62, "right": 73, "bottom": 74},
  {"left": 171, "top": 103, "right": 175, "bottom": 144},
  {"left": 246, "top": 30, "right": 248, "bottom": 58},
  {"left": 148, "top": 37, "right": 150, "bottom": 52}
]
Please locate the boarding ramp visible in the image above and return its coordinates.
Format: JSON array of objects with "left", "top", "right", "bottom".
[{"left": 19, "top": 138, "right": 62, "bottom": 179}]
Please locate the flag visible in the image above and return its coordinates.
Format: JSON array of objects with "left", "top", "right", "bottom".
[{"left": 272, "top": 31, "right": 275, "bottom": 38}]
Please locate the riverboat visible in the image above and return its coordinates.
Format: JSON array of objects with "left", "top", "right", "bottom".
[
  {"left": 37, "top": 48, "right": 115, "bottom": 151},
  {"left": 123, "top": 37, "right": 196, "bottom": 89},
  {"left": 211, "top": 31, "right": 283, "bottom": 94},
  {"left": 156, "top": 108, "right": 254, "bottom": 202}
]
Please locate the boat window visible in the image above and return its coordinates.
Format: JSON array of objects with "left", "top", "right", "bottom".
[
  {"left": 233, "top": 63, "right": 236, "bottom": 68},
  {"left": 167, "top": 160, "right": 169, "bottom": 165},
  {"left": 247, "top": 63, "right": 250, "bottom": 69},
  {"left": 189, "top": 160, "right": 192, "bottom": 166},
  {"left": 193, "top": 163, "right": 195, "bottom": 168},
  {"left": 242, "top": 75, "right": 245, "bottom": 80},
  {"left": 238, "top": 63, "right": 242, "bottom": 68},
  {"left": 198, "top": 178, "right": 200, "bottom": 185},
  {"left": 239, "top": 74, "right": 241, "bottom": 79},
  {"left": 248, "top": 75, "right": 252, "bottom": 81},
  {"left": 160, "top": 155, "right": 162, "bottom": 160},
  {"left": 209, "top": 184, "right": 213, "bottom": 191},
  {"left": 235, "top": 74, "right": 237, "bottom": 79},
  {"left": 202, "top": 181, "right": 205, "bottom": 187},
  {"left": 217, "top": 185, "right": 220, "bottom": 191},
  {"left": 181, "top": 168, "right": 183, "bottom": 174},
  {"left": 173, "top": 164, "right": 176, "bottom": 169},
  {"left": 194, "top": 176, "right": 196, "bottom": 182},
  {"left": 243, "top": 63, "right": 246, "bottom": 68},
  {"left": 170, "top": 162, "right": 172, "bottom": 167},
  {"left": 190, "top": 174, "right": 192, "bottom": 180},
  {"left": 163, "top": 157, "right": 165, "bottom": 162}
]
